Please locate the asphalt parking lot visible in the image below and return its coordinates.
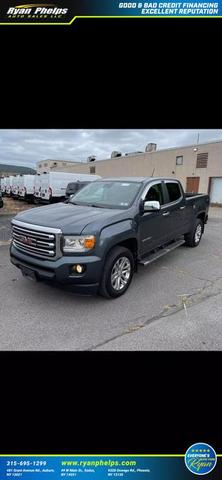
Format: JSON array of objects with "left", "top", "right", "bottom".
[{"left": 1, "top": 208, "right": 222, "bottom": 350}]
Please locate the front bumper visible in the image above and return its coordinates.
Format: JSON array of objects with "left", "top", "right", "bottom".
[{"left": 10, "top": 244, "right": 103, "bottom": 294}]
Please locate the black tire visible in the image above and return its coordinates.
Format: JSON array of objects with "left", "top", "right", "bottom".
[
  {"left": 99, "top": 246, "right": 134, "bottom": 299},
  {"left": 184, "top": 218, "right": 203, "bottom": 247}
]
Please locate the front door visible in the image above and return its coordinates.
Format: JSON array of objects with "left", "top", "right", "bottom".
[
  {"left": 138, "top": 181, "right": 171, "bottom": 257},
  {"left": 186, "top": 177, "right": 200, "bottom": 193}
]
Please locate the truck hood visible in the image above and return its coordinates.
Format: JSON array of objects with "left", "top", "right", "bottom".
[{"left": 13, "top": 202, "right": 126, "bottom": 234}]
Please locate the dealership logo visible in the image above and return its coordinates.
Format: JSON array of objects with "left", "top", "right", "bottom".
[
  {"left": 6, "top": 3, "right": 68, "bottom": 18},
  {"left": 185, "top": 443, "right": 217, "bottom": 475}
]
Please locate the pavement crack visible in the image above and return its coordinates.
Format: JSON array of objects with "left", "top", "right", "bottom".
[{"left": 88, "top": 279, "right": 222, "bottom": 350}]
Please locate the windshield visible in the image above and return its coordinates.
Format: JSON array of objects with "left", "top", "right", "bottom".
[{"left": 69, "top": 181, "right": 142, "bottom": 209}]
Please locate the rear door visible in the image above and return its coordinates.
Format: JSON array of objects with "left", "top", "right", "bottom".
[
  {"left": 34, "top": 175, "right": 41, "bottom": 197},
  {"left": 40, "top": 174, "right": 49, "bottom": 199},
  {"left": 18, "top": 177, "right": 24, "bottom": 196},
  {"left": 26, "top": 176, "right": 34, "bottom": 195},
  {"left": 163, "top": 181, "right": 187, "bottom": 237}
]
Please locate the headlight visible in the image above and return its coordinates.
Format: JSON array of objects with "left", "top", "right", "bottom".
[{"left": 63, "top": 235, "right": 96, "bottom": 253}]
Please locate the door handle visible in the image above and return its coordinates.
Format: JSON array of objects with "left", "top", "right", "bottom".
[
  {"left": 180, "top": 206, "right": 186, "bottom": 210},
  {"left": 162, "top": 211, "right": 170, "bottom": 216}
]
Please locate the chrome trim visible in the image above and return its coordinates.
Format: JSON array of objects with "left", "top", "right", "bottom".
[
  {"left": 142, "top": 236, "right": 152, "bottom": 243},
  {"left": 140, "top": 239, "right": 185, "bottom": 266},
  {"left": 13, "top": 233, "right": 54, "bottom": 248},
  {"left": 111, "top": 256, "right": 131, "bottom": 291},
  {"left": 195, "top": 224, "right": 202, "bottom": 243},
  {"left": 162, "top": 180, "right": 183, "bottom": 207},
  {"left": 13, "top": 240, "right": 55, "bottom": 256},
  {"left": 160, "top": 197, "right": 183, "bottom": 208},
  {"left": 140, "top": 180, "right": 183, "bottom": 208},
  {"left": 12, "top": 219, "right": 62, "bottom": 234},
  {"left": 11, "top": 220, "right": 62, "bottom": 260},
  {"left": 12, "top": 227, "right": 55, "bottom": 240},
  {"left": 140, "top": 180, "right": 184, "bottom": 209},
  {"left": 163, "top": 180, "right": 181, "bottom": 184},
  {"left": 141, "top": 180, "right": 162, "bottom": 201}
]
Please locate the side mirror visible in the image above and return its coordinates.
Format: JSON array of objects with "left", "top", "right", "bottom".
[{"left": 143, "top": 200, "right": 160, "bottom": 212}]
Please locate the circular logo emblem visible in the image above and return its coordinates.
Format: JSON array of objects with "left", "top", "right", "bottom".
[{"left": 185, "top": 443, "right": 217, "bottom": 475}]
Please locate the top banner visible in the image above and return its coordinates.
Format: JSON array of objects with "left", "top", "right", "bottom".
[{"left": 0, "top": 0, "right": 221, "bottom": 23}]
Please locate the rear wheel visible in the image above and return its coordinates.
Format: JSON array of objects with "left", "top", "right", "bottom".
[
  {"left": 99, "top": 246, "right": 134, "bottom": 298},
  {"left": 184, "top": 218, "right": 203, "bottom": 247}
]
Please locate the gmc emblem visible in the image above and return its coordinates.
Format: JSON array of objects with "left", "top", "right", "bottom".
[{"left": 19, "top": 235, "right": 35, "bottom": 246}]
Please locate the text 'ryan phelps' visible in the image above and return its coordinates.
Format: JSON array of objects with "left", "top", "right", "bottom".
[{"left": 7, "top": 6, "right": 68, "bottom": 18}]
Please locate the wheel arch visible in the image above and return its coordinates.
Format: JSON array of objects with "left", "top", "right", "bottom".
[{"left": 103, "top": 237, "right": 138, "bottom": 270}]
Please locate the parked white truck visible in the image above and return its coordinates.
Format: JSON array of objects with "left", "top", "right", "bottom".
[
  {"left": 18, "top": 175, "right": 35, "bottom": 201},
  {"left": 37, "top": 172, "right": 101, "bottom": 203},
  {"left": 5, "top": 176, "right": 13, "bottom": 195},
  {"left": 0, "top": 177, "right": 6, "bottom": 194},
  {"left": 34, "top": 174, "right": 42, "bottom": 203},
  {"left": 12, "top": 175, "right": 21, "bottom": 198}
]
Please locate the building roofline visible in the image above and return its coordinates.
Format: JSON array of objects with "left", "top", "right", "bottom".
[
  {"left": 149, "top": 138, "right": 222, "bottom": 153},
  {"left": 89, "top": 138, "right": 222, "bottom": 164},
  {"left": 36, "top": 159, "right": 82, "bottom": 165},
  {"left": 35, "top": 138, "right": 222, "bottom": 167}
]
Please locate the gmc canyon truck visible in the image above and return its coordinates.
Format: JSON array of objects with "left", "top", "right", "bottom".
[{"left": 10, "top": 177, "right": 209, "bottom": 298}]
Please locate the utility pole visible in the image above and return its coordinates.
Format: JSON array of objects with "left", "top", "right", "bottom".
[{"left": 193, "top": 132, "right": 200, "bottom": 153}]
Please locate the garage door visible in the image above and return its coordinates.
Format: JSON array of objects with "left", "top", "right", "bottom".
[{"left": 210, "top": 177, "right": 222, "bottom": 204}]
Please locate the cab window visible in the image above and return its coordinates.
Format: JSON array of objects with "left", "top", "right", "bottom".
[
  {"left": 145, "top": 183, "right": 164, "bottom": 205},
  {"left": 165, "top": 182, "right": 181, "bottom": 203}
]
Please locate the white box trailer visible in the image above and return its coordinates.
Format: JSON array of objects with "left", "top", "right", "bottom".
[
  {"left": 34, "top": 174, "right": 42, "bottom": 202},
  {"left": 0, "top": 177, "right": 6, "bottom": 194},
  {"left": 18, "top": 175, "right": 35, "bottom": 200},
  {"left": 15, "top": 176, "right": 24, "bottom": 199},
  {"left": 5, "top": 176, "right": 14, "bottom": 195},
  {"left": 12, "top": 175, "right": 21, "bottom": 197},
  {"left": 39, "top": 172, "right": 101, "bottom": 202}
]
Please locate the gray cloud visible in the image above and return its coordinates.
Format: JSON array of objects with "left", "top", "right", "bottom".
[{"left": 1, "top": 129, "right": 222, "bottom": 168}]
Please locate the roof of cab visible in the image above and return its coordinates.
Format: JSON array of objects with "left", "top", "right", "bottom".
[
  {"left": 98, "top": 177, "right": 150, "bottom": 182},
  {"left": 98, "top": 177, "right": 180, "bottom": 183}
]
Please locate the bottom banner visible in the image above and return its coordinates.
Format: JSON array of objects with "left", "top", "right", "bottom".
[{"left": 0, "top": 449, "right": 221, "bottom": 479}]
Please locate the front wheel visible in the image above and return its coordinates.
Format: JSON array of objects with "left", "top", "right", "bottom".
[
  {"left": 184, "top": 219, "right": 203, "bottom": 247},
  {"left": 99, "top": 246, "right": 134, "bottom": 298}
]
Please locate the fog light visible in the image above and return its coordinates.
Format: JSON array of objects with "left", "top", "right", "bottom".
[{"left": 72, "top": 264, "right": 85, "bottom": 274}]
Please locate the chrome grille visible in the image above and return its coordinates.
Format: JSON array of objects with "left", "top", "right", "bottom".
[{"left": 11, "top": 221, "right": 61, "bottom": 259}]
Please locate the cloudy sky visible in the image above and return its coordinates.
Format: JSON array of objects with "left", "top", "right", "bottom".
[{"left": 1, "top": 129, "right": 222, "bottom": 168}]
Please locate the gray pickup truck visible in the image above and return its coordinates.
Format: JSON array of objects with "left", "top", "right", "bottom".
[{"left": 10, "top": 177, "right": 209, "bottom": 298}]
